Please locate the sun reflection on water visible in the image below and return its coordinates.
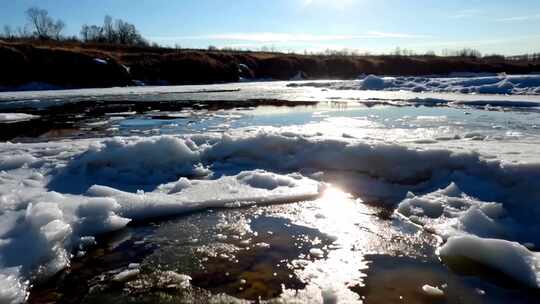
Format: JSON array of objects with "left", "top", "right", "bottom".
[{"left": 282, "top": 186, "right": 378, "bottom": 303}]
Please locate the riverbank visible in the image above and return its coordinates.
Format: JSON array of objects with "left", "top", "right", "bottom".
[{"left": 2, "top": 40, "right": 540, "bottom": 91}]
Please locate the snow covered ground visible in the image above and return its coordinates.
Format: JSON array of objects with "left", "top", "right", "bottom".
[{"left": 2, "top": 76, "right": 540, "bottom": 302}]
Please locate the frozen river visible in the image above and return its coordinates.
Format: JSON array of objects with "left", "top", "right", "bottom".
[{"left": 1, "top": 76, "right": 540, "bottom": 303}]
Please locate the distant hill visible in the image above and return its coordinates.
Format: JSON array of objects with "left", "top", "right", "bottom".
[{"left": 1, "top": 40, "right": 540, "bottom": 91}]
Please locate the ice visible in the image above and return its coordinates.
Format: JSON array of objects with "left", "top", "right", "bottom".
[
  {"left": 1, "top": 122, "right": 540, "bottom": 296},
  {"left": 292, "top": 74, "right": 540, "bottom": 96},
  {"left": 439, "top": 235, "right": 540, "bottom": 288},
  {"left": 236, "top": 170, "right": 299, "bottom": 190},
  {"left": 0, "top": 268, "right": 28, "bottom": 304},
  {"left": 309, "top": 248, "right": 325, "bottom": 258},
  {"left": 58, "top": 136, "right": 206, "bottom": 188},
  {"left": 159, "top": 271, "right": 191, "bottom": 289},
  {"left": 0, "top": 113, "right": 39, "bottom": 123},
  {"left": 421, "top": 284, "right": 445, "bottom": 297},
  {"left": 396, "top": 180, "right": 540, "bottom": 242},
  {"left": 86, "top": 171, "right": 320, "bottom": 221},
  {"left": 0, "top": 133, "right": 326, "bottom": 298},
  {"left": 93, "top": 58, "right": 108, "bottom": 65},
  {"left": 358, "top": 75, "right": 390, "bottom": 90},
  {"left": 0, "top": 154, "right": 38, "bottom": 171},
  {"left": 397, "top": 182, "right": 540, "bottom": 288},
  {"left": 113, "top": 269, "right": 140, "bottom": 282}
]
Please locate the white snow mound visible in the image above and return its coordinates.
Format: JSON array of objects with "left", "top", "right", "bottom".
[{"left": 440, "top": 235, "right": 540, "bottom": 288}]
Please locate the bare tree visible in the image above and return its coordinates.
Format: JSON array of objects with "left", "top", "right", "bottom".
[
  {"left": 103, "top": 15, "right": 116, "bottom": 42},
  {"left": 2, "top": 25, "right": 13, "bottom": 38},
  {"left": 25, "top": 7, "right": 65, "bottom": 39},
  {"left": 16, "top": 25, "right": 30, "bottom": 38},
  {"left": 80, "top": 15, "right": 147, "bottom": 45},
  {"left": 81, "top": 24, "right": 104, "bottom": 42}
]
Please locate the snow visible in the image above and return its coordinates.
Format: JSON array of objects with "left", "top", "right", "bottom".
[
  {"left": 0, "top": 113, "right": 39, "bottom": 123},
  {"left": 354, "top": 74, "right": 540, "bottom": 95},
  {"left": 309, "top": 248, "right": 325, "bottom": 258},
  {"left": 288, "top": 74, "right": 540, "bottom": 96},
  {"left": 358, "top": 74, "right": 388, "bottom": 90},
  {"left": 1, "top": 117, "right": 540, "bottom": 297},
  {"left": 439, "top": 235, "right": 540, "bottom": 288},
  {"left": 397, "top": 182, "right": 540, "bottom": 288},
  {"left": 93, "top": 58, "right": 108, "bottom": 65},
  {"left": 236, "top": 170, "right": 300, "bottom": 190},
  {"left": 0, "top": 268, "right": 28, "bottom": 304},
  {"left": 0, "top": 134, "right": 326, "bottom": 300},
  {"left": 421, "top": 284, "right": 445, "bottom": 297},
  {"left": 2, "top": 79, "right": 540, "bottom": 114},
  {"left": 113, "top": 269, "right": 140, "bottom": 282},
  {"left": 86, "top": 172, "right": 320, "bottom": 221}
]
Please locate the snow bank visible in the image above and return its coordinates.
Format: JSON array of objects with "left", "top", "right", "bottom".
[
  {"left": 396, "top": 183, "right": 515, "bottom": 240},
  {"left": 54, "top": 136, "right": 208, "bottom": 191},
  {"left": 87, "top": 171, "right": 320, "bottom": 221},
  {"left": 358, "top": 75, "right": 390, "bottom": 90},
  {"left": 439, "top": 236, "right": 540, "bottom": 288},
  {"left": 0, "top": 113, "right": 39, "bottom": 123},
  {"left": 0, "top": 168, "right": 319, "bottom": 301},
  {"left": 397, "top": 182, "right": 540, "bottom": 287},
  {"left": 0, "top": 135, "right": 322, "bottom": 301},
  {"left": 307, "top": 74, "right": 540, "bottom": 95}
]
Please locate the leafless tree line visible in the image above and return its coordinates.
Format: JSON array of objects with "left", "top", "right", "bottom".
[
  {"left": 1, "top": 7, "right": 539, "bottom": 61},
  {"left": 80, "top": 15, "right": 147, "bottom": 46},
  {"left": 1, "top": 7, "right": 147, "bottom": 46},
  {"left": 3, "top": 7, "right": 64, "bottom": 40}
]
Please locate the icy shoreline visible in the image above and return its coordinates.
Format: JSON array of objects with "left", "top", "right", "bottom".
[
  {"left": 1, "top": 127, "right": 540, "bottom": 301},
  {"left": 290, "top": 74, "right": 540, "bottom": 95}
]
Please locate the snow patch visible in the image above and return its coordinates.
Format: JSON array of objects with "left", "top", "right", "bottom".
[
  {"left": 317, "top": 74, "right": 540, "bottom": 95},
  {"left": 0, "top": 113, "right": 39, "bottom": 123},
  {"left": 439, "top": 235, "right": 540, "bottom": 288}
]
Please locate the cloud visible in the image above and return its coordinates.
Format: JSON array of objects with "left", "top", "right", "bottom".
[
  {"left": 450, "top": 9, "right": 481, "bottom": 19},
  {"left": 404, "top": 34, "right": 540, "bottom": 51},
  {"left": 496, "top": 14, "right": 540, "bottom": 22},
  {"left": 151, "top": 31, "right": 429, "bottom": 43}
]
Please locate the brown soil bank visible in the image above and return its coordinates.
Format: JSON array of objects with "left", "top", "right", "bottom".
[{"left": 2, "top": 40, "right": 540, "bottom": 90}]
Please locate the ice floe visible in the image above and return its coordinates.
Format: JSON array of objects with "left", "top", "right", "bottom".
[
  {"left": 344, "top": 74, "right": 540, "bottom": 95},
  {"left": 439, "top": 236, "right": 540, "bottom": 288},
  {"left": 397, "top": 181, "right": 540, "bottom": 287}
]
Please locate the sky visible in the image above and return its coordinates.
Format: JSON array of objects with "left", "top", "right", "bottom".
[{"left": 1, "top": 0, "right": 540, "bottom": 55}]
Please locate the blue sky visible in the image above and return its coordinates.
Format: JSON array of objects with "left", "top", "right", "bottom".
[{"left": 2, "top": 0, "right": 540, "bottom": 55}]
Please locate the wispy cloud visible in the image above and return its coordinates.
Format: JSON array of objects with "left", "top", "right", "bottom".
[
  {"left": 496, "top": 14, "right": 540, "bottom": 22},
  {"left": 405, "top": 34, "right": 540, "bottom": 51},
  {"left": 450, "top": 9, "right": 481, "bottom": 19},
  {"left": 151, "top": 31, "right": 429, "bottom": 43}
]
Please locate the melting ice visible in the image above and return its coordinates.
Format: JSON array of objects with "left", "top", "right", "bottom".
[{"left": 2, "top": 75, "right": 540, "bottom": 303}]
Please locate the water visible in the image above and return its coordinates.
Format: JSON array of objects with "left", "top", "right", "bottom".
[{"left": 2, "top": 80, "right": 540, "bottom": 303}]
